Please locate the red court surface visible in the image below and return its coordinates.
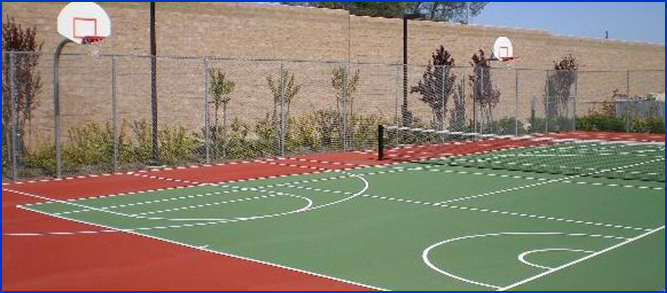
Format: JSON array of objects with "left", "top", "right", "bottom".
[{"left": 3, "top": 131, "right": 663, "bottom": 290}]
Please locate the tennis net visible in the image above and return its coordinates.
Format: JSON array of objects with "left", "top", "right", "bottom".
[{"left": 378, "top": 125, "right": 665, "bottom": 182}]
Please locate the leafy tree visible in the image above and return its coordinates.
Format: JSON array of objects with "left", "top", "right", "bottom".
[
  {"left": 208, "top": 68, "right": 235, "bottom": 141},
  {"left": 2, "top": 16, "right": 43, "bottom": 162},
  {"left": 411, "top": 45, "right": 456, "bottom": 128},
  {"left": 449, "top": 79, "right": 466, "bottom": 131},
  {"left": 331, "top": 66, "right": 360, "bottom": 117},
  {"left": 546, "top": 55, "right": 578, "bottom": 119},
  {"left": 283, "top": 2, "right": 487, "bottom": 22},
  {"left": 267, "top": 70, "right": 301, "bottom": 136},
  {"left": 468, "top": 49, "right": 500, "bottom": 130}
]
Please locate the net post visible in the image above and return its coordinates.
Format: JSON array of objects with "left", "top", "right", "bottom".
[
  {"left": 377, "top": 124, "right": 384, "bottom": 161},
  {"left": 111, "top": 56, "right": 118, "bottom": 172}
]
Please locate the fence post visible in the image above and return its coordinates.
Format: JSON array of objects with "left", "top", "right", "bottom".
[
  {"left": 626, "top": 70, "right": 631, "bottom": 132},
  {"left": 203, "top": 57, "right": 211, "bottom": 163},
  {"left": 111, "top": 56, "right": 118, "bottom": 172},
  {"left": 279, "top": 62, "right": 285, "bottom": 157},
  {"left": 573, "top": 71, "right": 578, "bottom": 131},
  {"left": 394, "top": 64, "right": 400, "bottom": 147},
  {"left": 9, "top": 52, "right": 19, "bottom": 180},
  {"left": 515, "top": 68, "right": 519, "bottom": 136},
  {"left": 341, "top": 63, "right": 347, "bottom": 151},
  {"left": 545, "top": 70, "right": 549, "bottom": 134},
  {"left": 440, "top": 65, "right": 446, "bottom": 132}
]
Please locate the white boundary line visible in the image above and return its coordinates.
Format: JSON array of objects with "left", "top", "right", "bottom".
[
  {"left": 498, "top": 225, "right": 665, "bottom": 291},
  {"left": 15, "top": 205, "right": 388, "bottom": 290},
  {"left": 517, "top": 248, "right": 593, "bottom": 270},
  {"left": 5, "top": 174, "right": 386, "bottom": 290},
  {"left": 422, "top": 231, "right": 628, "bottom": 290}
]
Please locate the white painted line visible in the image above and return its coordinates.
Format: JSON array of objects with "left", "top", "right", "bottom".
[{"left": 498, "top": 225, "right": 665, "bottom": 291}]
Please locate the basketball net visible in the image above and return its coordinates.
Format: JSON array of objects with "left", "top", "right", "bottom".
[{"left": 81, "top": 36, "right": 105, "bottom": 57}]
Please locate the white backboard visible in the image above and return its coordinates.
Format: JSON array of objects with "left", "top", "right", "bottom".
[
  {"left": 492, "top": 36, "right": 513, "bottom": 60},
  {"left": 57, "top": 2, "right": 111, "bottom": 44}
]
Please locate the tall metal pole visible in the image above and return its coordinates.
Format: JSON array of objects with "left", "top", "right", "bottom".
[
  {"left": 9, "top": 53, "right": 18, "bottom": 180},
  {"left": 515, "top": 69, "right": 519, "bottom": 136},
  {"left": 53, "top": 38, "right": 73, "bottom": 178},
  {"left": 626, "top": 70, "right": 631, "bottom": 132},
  {"left": 402, "top": 16, "right": 408, "bottom": 125},
  {"left": 203, "top": 57, "right": 210, "bottom": 163},
  {"left": 112, "top": 56, "right": 118, "bottom": 172},
  {"left": 149, "top": 2, "right": 159, "bottom": 165}
]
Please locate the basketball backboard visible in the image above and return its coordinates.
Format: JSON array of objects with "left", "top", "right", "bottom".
[
  {"left": 57, "top": 2, "right": 111, "bottom": 44},
  {"left": 490, "top": 36, "right": 514, "bottom": 61}
]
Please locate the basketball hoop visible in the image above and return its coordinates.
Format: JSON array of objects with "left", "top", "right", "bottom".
[{"left": 81, "top": 36, "right": 105, "bottom": 56}]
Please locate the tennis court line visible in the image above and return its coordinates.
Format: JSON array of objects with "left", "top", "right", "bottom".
[
  {"left": 497, "top": 225, "right": 665, "bottom": 291},
  {"left": 400, "top": 165, "right": 664, "bottom": 191},
  {"left": 7, "top": 171, "right": 368, "bottom": 235},
  {"left": 355, "top": 193, "right": 651, "bottom": 232},
  {"left": 18, "top": 164, "right": 401, "bottom": 210},
  {"left": 12, "top": 198, "right": 388, "bottom": 291}
]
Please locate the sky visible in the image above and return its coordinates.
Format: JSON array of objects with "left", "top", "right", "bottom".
[{"left": 472, "top": 2, "right": 665, "bottom": 44}]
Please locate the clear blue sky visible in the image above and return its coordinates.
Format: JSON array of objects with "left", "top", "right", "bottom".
[{"left": 472, "top": 2, "right": 665, "bottom": 44}]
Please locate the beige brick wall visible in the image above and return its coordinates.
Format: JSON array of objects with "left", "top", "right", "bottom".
[{"left": 2, "top": 2, "right": 664, "bottom": 146}]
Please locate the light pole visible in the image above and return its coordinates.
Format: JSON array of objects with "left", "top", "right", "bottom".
[{"left": 402, "top": 13, "right": 422, "bottom": 126}]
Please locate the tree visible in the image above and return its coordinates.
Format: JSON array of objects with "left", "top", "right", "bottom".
[
  {"left": 2, "top": 16, "right": 43, "bottom": 162},
  {"left": 468, "top": 50, "right": 500, "bottom": 130},
  {"left": 331, "top": 66, "right": 360, "bottom": 117},
  {"left": 449, "top": 79, "right": 466, "bottom": 131},
  {"left": 267, "top": 69, "right": 301, "bottom": 129},
  {"left": 546, "top": 55, "right": 578, "bottom": 120},
  {"left": 331, "top": 66, "right": 360, "bottom": 146},
  {"left": 282, "top": 2, "right": 487, "bottom": 22},
  {"left": 411, "top": 45, "right": 456, "bottom": 128},
  {"left": 208, "top": 68, "right": 235, "bottom": 142}
]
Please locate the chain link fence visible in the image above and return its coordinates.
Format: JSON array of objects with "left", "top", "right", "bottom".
[{"left": 2, "top": 51, "right": 665, "bottom": 180}]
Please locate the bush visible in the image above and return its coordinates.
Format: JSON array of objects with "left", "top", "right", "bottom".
[{"left": 485, "top": 117, "right": 525, "bottom": 135}]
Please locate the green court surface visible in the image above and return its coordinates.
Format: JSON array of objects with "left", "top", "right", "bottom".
[{"left": 22, "top": 161, "right": 665, "bottom": 290}]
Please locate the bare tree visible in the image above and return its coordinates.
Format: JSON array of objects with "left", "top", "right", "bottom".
[{"left": 2, "top": 16, "right": 44, "bottom": 157}]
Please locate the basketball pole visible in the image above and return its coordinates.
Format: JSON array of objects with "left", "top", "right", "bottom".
[{"left": 53, "top": 38, "right": 73, "bottom": 178}]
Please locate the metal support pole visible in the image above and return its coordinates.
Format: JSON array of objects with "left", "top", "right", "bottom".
[
  {"left": 149, "top": 2, "right": 159, "bottom": 165},
  {"left": 341, "top": 64, "right": 347, "bottom": 150},
  {"left": 515, "top": 69, "right": 519, "bottom": 136},
  {"left": 394, "top": 64, "right": 400, "bottom": 147},
  {"left": 440, "top": 65, "right": 446, "bottom": 131},
  {"left": 626, "top": 70, "right": 631, "bottom": 132},
  {"left": 402, "top": 17, "right": 409, "bottom": 126},
  {"left": 573, "top": 71, "right": 578, "bottom": 131},
  {"left": 9, "top": 53, "right": 18, "bottom": 180},
  {"left": 111, "top": 56, "right": 118, "bottom": 172},
  {"left": 279, "top": 62, "right": 285, "bottom": 157},
  {"left": 203, "top": 57, "right": 210, "bottom": 163},
  {"left": 53, "top": 38, "right": 73, "bottom": 178},
  {"left": 545, "top": 70, "right": 549, "bottom": 134}
]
